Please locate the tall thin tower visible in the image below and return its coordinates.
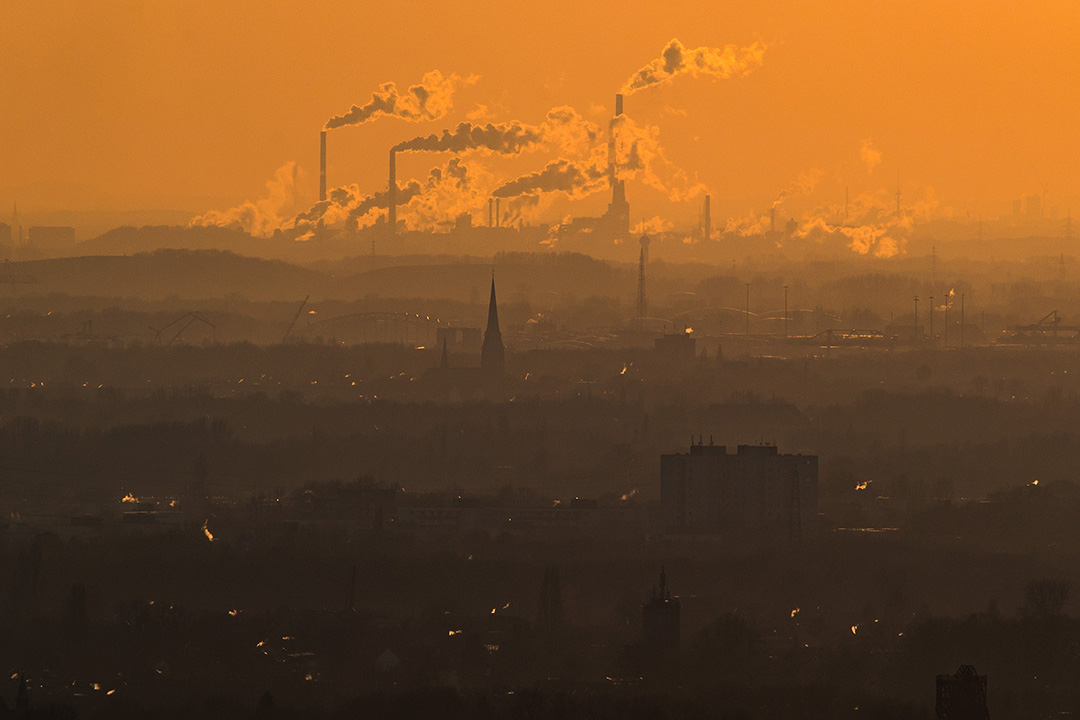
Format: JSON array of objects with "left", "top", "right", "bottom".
[
  {"left": 319, "top": 131, "right": 327, "bottom": 203},
  {"left": 388, "top": 150, "right": 397, "bottom": 236},
  {"left": 636, "top": 234, "right": 650, "bottom": 321},
  {"left": 481, "top": 273, "right": 505, "bottom": 378},
  {"left": 895, "top": 171, "right": 902, "bottom": 217}
]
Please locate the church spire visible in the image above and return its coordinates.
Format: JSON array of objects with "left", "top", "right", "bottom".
[
  {"left": 481, "top": 271, "right": 505, "bottom": 377},
  {"left": 485, "top": 272, "right": 500, "bottom": 334}
]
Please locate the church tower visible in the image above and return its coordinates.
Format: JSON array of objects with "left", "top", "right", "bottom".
[{"left": 481, "top": 274, "right": 505, "bottom": 377}]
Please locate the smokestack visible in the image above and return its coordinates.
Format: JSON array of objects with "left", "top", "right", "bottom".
[
  {"left": 488, "top": 198, "right": 494, "bottom": 228},
  {"left": 703, "top": 194, "right": 711, "bottom": 241},
  {"left": 769, "top": 206, "right": 776, "bottom": 234},
  {"left": 319, "top": 131, "right": 327, "bottom": 203},
  {"left": 388, "top": 150, "right": 397, "bottom": 235},
  {"left": 615, "top": 93, "right": 623, "bottom": 117},
  {"left": 496, "top": 198, "right": 501, "bottom": 228}
]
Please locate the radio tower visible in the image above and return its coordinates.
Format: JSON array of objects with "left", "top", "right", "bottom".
[{"left": 895, "top": 171, "right": 902, "bottom": 217}]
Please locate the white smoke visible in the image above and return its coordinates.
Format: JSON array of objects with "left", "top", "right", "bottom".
[
  {"left": 621, "top": 37, "right": 768, "bottom": 95},
  {"left": 189, "top": 162, "right": 305, "bottom": 238},
  {"left": 860, "top": 138, "right": 882, "bottom": 174},
  {"left": 325, "top": 70, "right": 476, "bottom": 130}
]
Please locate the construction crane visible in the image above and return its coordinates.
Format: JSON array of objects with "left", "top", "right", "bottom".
[
  {"left": 151, "top": 311, "right": 216, "bottom": 345},
  {"left": 1001, "top": 310, "right": 1080, "bottom": 344},
  {"left": 281, "top": 295, "right": 310, "bottom": 344}
]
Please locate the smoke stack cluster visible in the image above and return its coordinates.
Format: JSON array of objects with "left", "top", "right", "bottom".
[
  {"left": 388, "top": 150, "right": 397, "bottom": 235},
  {"left": 319, "top": 131, "right": 327, "bottom": 203}
]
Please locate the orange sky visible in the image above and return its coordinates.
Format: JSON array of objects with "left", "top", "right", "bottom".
[{"left": 2, "top": 0, "right": 1078, "bottom": 226}]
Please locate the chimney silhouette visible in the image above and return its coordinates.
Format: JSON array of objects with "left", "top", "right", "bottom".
[
  {"left": 615, "top": 93, "right": 624, "bottom": 117},
  {"left": 388, "top": 150, "right": 397, "bottom": 235},
  {"left": 703, "top": 194, "right": 711, "bottom": 240},
  {"left": 319, "top": 131, "right": 327, "bottom": 203}
]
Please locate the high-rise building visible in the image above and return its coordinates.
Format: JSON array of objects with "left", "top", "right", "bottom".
[
  {"left": 660, "top": 443, "right": 818, "bottom": 545},
  {"left": 480, "top": 274, "right": 505, "bottom": 378}
]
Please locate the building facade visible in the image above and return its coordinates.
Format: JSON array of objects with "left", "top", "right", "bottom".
[{"left": 660, "top": 443, "right": 817, "bottom": 545}]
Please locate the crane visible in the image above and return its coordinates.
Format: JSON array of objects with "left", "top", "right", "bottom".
[
  {"left": 151, "top": 311, "right": 216, "bottom": 345},
  {"left": 281, "top": 295, "right": 310, "bottom": 344}
]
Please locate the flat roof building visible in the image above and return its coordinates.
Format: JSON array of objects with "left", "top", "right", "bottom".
[{"left": 660, "top": 443, "right": 817, "bottom": 546}]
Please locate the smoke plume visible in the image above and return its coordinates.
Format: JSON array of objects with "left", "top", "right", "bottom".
[
  {"left": 772, "top": 168, "right": 824, "bottom": 208},
  {"left": 621, "top": 37, "right": 768, "bottom": 95},
  {"left": 325, "top": 71, "right": 475, "bottom": 130},
  {"left": 190, "top": 163, "right": 304, "bottom": 238},
  {"left": 393, "top": 120, "right": 544, "bottom": 155},
  {"left": 860, "top": 138, "right": 882, "bottom": 173},
  {"left": 492, "top": 159, "right": 606, "bottom": 199},
  {"left": 791, "top": 187, "right": 942, "bottom": 258}
]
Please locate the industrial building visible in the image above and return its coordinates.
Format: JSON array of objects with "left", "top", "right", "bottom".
[
  {"left": 642, "top": 568, "right": 680, "bottom": 664},
  {"left": 936, "top": 665, "right": 989, "bottom": 720},
  {"left": 660, "top": 443, "right": 818, "bottom": 545}
]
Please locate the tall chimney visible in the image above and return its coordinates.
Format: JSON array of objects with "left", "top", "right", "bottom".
[
  {"left": 388, "top": 150, "right": 397, "bottom": 235},
  {"left": 319, "top": 131, "right": 327, "bottom": 203},
  {"left": 488, "top": 198, "right": 494, "bottom": 227},
  {"left": 615, "top": 93, "right": 623, "bottom": 117},
  {"left": 703, "top": 194, "right": 711, "bottom": 241},
  {"left": 495, "top": 198, "right": 501, "bottom": 228}
]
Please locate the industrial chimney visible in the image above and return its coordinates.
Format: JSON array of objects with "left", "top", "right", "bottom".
[
  {"left": 488, "top": 198, "right": 494, "bottom": 227},
  {"left": 703, "top": 194, "right": 711, "bottom": 241},
  {"left": 495, "top": 198, "right": 501, "bottom": 228},
  {"left": 388, "top": 150, "right": 397, "bottom": 235},
  {"left": 319, "top": 131, "right": 327, "bottom": 203},
  {"left": 615, "top": 93, "right": 624, "bottom": 117}
]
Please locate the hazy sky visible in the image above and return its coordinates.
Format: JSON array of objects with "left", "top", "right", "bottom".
[{"left": 2, "top": 0, "right": 1078, "bottom": 224}]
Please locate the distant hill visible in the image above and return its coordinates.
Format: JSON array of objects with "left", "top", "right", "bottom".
[
  {"left": 337, "top": 252, "right": 636, "bottom": 304},
  {"left": 75, "top": 225, "right": 281, "bottom": 257},
  {"left": 3, "top": 249, "right": 329, "bottom": 302}
]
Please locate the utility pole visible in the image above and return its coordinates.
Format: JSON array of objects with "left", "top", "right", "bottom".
[
  {"left": 944, "top": 295, "right": 949, "bottom": 348},
  {"left": 784, "top": 285, "right": 789, "bottom": 341},
  {"left": 745, "top": 283, "right": 751, "bottom": 357},
  {"left": 929, "top": 295, "right": 935, "bottom": 345},
  {"left": 914, "top": 296, "right": 919, "bottom": 346}
]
